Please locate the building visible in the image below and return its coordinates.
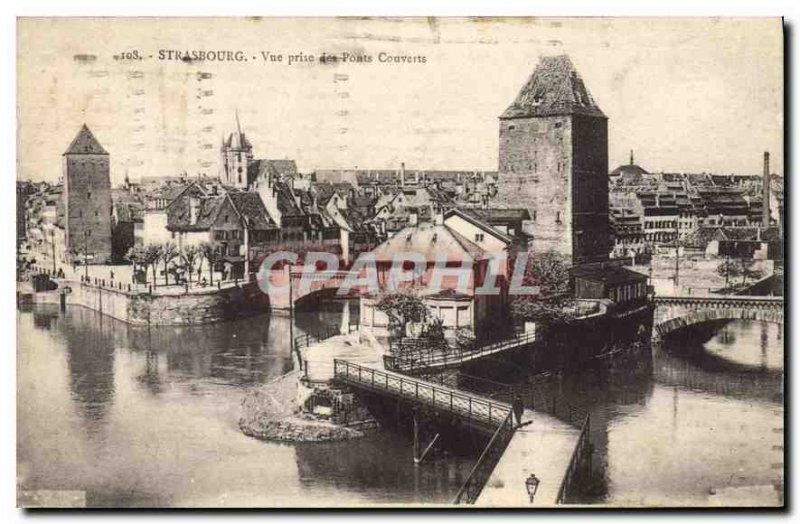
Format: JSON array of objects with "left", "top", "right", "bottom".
[
  {"left": 452, "top": 207, "right": 531, "bottom": 247},
  {"left": 111, "top": 199, "right": 143, "bottom": 262},
  {"left": 496, "top": 54, "right": 609, "bottom": 265},
  {"left": 62, "top": 125, "right": 113, "bottom": 264},
  {"left": 571, "top": 264, "right": 649, "bottom": 307},
  {"left": 166, "top": 186, "right": 278, "bottom": 279},
  {"left": 360, "top": 217, "right": 510, "bottom": 344},
  {"left": 219, "top": 112, "right": 254, "bottom": 188},
  {"left": 610, "top": 150, "right": 649, "bottom": 178}
]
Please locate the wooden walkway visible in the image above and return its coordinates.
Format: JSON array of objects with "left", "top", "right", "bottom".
[{"left": 475, "top": 409, "right": 584, "bottom": 507}]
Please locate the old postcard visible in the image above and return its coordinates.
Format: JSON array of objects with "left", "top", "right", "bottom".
[{"left": 16, "top": 17, "right": 784, "bottom": 508}]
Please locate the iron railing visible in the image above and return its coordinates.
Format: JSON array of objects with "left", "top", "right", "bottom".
[
  {"left": 293, "top": 323, "right": 359, "bottom": 352},
  {"left": 452, "top": 411, "right": 516, "bottom": 504},
  {"left": 333, "top": 359, "right": 512, "bottom": 428},
  {"left": 555, "top": 413, "right": 592, "bottom": 504},
  {"left": 384, "top": 330, "right": 537, "bottom": 374}
]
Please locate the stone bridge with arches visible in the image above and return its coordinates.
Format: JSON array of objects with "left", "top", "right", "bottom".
[
  {"left": 653, "top": 295, "right": 784, "bottom": 341},
  {"left": 261, "top": 268, "right": 360, "bottom": 310}
]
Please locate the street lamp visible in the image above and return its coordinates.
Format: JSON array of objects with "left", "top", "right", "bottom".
[{"left": 525, "top": 473, "right": 540, "bottom": 503}]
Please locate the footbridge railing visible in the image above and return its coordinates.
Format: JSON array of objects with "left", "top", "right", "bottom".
[
  {"left": 556, "top": 413, "right": 591, "bottom": 504},
  {"left": 333, "top": 360, "right": 512, "bottom": 429},
  {"left": 383, "top": 330, "right": 537, "bottom": 374},
  {"left": 452, "top": 411, "right": 516, "bottom": 504}
]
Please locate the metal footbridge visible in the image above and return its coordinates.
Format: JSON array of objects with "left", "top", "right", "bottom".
[
  {"left": 333, "top": 359, "right": 589, "bottom": 506},
  {"left": 383, "top": 330, "right": 538, "bottom": 375}
]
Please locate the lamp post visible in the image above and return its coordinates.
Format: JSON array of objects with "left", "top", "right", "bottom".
[{"left": 525, "top": 473, "right": 540, "bottom": 504}]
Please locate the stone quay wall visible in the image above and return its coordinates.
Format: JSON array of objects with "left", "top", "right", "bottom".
[{"left": 64, "top": 280, "right": 270, "bottom": 326}]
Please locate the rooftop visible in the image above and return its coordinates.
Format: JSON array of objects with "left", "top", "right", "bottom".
[
  {"left": 64, "top": 124, "right": 108, "bottom": 156},
  {"left": 501, "top": 55, "right": 605, "bottom": 119}
]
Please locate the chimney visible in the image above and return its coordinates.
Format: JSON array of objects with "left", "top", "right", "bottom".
[
  {"left": 763, "top": 151, "right": 770, "bottom": 228},
  {"left": 400, "top": 162, "right": 406, "bottom": 188}
]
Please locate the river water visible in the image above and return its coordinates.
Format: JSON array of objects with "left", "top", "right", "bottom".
[{"left": 17, "top": 303, "right": 783, "bottom": 507}]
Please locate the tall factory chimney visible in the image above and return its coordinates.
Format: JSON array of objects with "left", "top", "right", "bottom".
[{"left": 763, "top": 151, "right": 770, "bottom": 228}]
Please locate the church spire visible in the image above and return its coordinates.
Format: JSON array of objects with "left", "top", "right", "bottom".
[
  {"left": 235, "top": 108, "right": 242, "bottom": 136},
  {"left": 630, "top": 149, "right": 634, "bottom": 165}
]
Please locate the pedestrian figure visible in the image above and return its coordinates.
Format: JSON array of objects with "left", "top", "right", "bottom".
[
  {"left": 110, "top": 270, "right": 115, "bottom": 280},
  {"left": 512, "top": 394, "right": 524, "bottom": 427}
]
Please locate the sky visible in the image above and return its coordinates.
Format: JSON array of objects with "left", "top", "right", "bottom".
[{"left": 17, "top": 17, "right": 784, "bottom": 185}]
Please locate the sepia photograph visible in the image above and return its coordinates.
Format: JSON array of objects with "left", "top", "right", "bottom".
[{"left": 15, "top": 16, "right": 785, "bottom": 508}]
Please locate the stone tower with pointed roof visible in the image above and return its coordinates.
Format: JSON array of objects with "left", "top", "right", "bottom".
[
  {"left": 63, "top": 124, "right": 112, "bottom": 264},
  {"left": 220, "top": 110, "right": 254, "bottom": 188},
  {"left": 497, "top": 55, "right": 609, "bottom": 265}
]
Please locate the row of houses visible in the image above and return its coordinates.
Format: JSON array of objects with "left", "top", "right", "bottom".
[{"left": 608, "top": 154, "right": 783, "bottom": 258}]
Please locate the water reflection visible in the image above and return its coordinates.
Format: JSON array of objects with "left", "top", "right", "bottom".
[
  {"left": 18, "top": 301, "right": 474, "bottom": 507},
  {"left": 294, "top": 432, "right": 472, "bottom": 504},
  {"left": 57, "top": 308, "right": 116, "bottom": 424},
  {"left": 18, "top": 302, "right": 783, "bottom": 507}
]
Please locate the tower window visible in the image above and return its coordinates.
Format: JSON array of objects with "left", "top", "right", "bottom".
[
  {"left": 87, "top": 191, "right": 91, "bottom": 199},
  {"left": 555, "top": 211, "right": 562, "bottom": 224}
]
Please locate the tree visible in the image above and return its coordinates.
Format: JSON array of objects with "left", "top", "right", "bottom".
[
  {"left": 199, "top": 241, "right": 220, "bottom": 285},
  {"left": 181, "top": 244, "right": 201, "bottom": 283},
  {"left": 509, "top": 249, "right": 578, "bottom": 324},
  {"left": 142, "top": 244, "right": 162, "bottom": 287},
  {"left": 716, "top": 257, "right": 742, "bottom": 290},
  {"left": 159, "top": 241, "right": 179, "bottom": 286},
  {"left": 717, "top": 257, "right": 764, "bottom": 290},
  {"left": 376, "top": 292, "right": 431, "bottom": 336},
  {"left": 736, "top": 258, "right": 763, "bottom": 287}
]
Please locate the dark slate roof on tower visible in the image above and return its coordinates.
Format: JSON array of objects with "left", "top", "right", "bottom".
[
  {"left": 501, "top": 55, "right": 605, "bottom": 119},
  {"left": 64, "top": 124, "right": 108, "bottom": 155}
]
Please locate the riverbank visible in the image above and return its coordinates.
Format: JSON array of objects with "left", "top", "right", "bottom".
[
  {"left": 17, "top": 274, "right": 270, "bottom": 326},
  {"left": 239, "top": 370, "right": 368, "bottom": 443}
]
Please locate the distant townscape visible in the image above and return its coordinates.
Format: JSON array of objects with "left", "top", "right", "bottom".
[{"left": 17, "top": 58, "right": 784, "bottom": 286}]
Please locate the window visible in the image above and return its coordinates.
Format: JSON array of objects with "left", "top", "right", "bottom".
[
  {"left": 555, "top": 211, "right": 562, "bottom": 224},
  {"left": 457, "top": 306, "right": 470, "bottom": 328},
  {"left": 475, "top": 233, "right": 484, "bottom": 242},
  {"left": 87, "top": 191, "right": 92, "bottom": 199},
  {"left": 439, "top": 306, "right": 456, "bottom": 327}
]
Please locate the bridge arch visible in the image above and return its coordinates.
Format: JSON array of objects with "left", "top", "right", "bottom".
[{"left": 653, "top": 295, "right": 783, "bottom": 340}]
